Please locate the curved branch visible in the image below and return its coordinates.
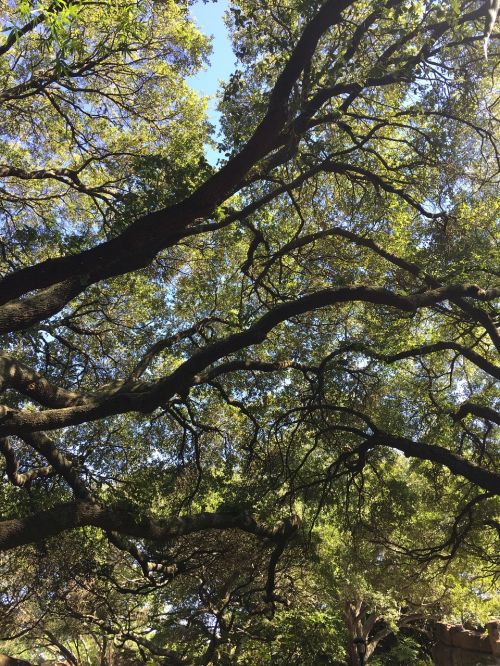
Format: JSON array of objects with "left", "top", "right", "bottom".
[
  {"left": 322, "top": 160, "right": 442, "bottom": 218},
  {"left": 0, "top": 278, "right": 85, "bottom": 334},
  {"left": 453, "top": 402, "right": 500, "bottom": 426},
  {"left": 336, "top": 340, "right": 500, "bottom": 380},
  {"left": 0, "top": 437, "right": 53, "bottom": 487},
  {"left": 19, "top": 432, "right": 90, "bottom": 499},
  {"left": 370, "top": 431, "right": 500, "bottom": 494},
  {"left": 0, "top": 1, "right": 78, "bottom": 57},
  {"left": 0, "top": 500, "right": 295, "bottom": 552},
  {"left": 264, "top": 515, "right": 300, "bottom": 604},
  {"left": 0, "top": 0, "right": 356, "bottom": 318},
  {"left": 0, "top": 354, "right": 89, "bottom": 408},
  {"left": 0, "top": 283, "right": 497, "bottom": 435}
]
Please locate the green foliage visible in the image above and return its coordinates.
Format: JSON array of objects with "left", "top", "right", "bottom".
[
  {"left": 0, "top": 1, "right": 498, "bottom": 664},
  {"left": 371, "top": 636, "right": 432, "bottom": 666}
]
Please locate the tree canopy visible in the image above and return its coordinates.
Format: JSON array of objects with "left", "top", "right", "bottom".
[{"left": 0, "top": 0, "right": 498, "bottom": 664}]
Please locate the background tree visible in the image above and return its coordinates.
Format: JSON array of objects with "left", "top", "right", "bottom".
[{"left": 0, "top": 0, "right": 498, "bottom": 663}]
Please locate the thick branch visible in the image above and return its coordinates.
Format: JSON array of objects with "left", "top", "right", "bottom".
[
  {"left": 0, "top": 354, "right": 88, "bottom": 408},
  {"left": 19, "top": 432, "right": 90, "bottom": 499},
  {"left": 0, "top": 501, "right": 292, "bottom": 552},
  {"left": 0, "top": 0, "right": 355, "bottom": 320},
  {"left": 0, "top": 283, "right": 497, "bottom": 435},
  {"left": 453, "top": 402, "right": 500, "bottom": 426},
  {"left": 370, "top": 431, "right": 500, "bottom": 494},
  {"left": 0, "top": 278, "right": 85, "bottom": 334}
]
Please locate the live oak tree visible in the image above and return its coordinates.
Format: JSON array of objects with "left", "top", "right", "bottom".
[
  {"left": 313, "top": 458, "right": 499, "bottom": 665},
  {"left": 0, "top": 0, "right": 499, "bottom": 664}
]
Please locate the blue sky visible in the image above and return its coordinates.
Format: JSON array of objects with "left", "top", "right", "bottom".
[{"left": 188, "top": 1, "right": 236, "bottom": 164}]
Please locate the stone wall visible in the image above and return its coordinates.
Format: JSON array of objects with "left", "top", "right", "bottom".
[{"left": 432, "top": 621, "right": 500, "bottom": 665}]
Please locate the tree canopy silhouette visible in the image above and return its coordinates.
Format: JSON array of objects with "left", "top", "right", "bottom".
[{"left": 0, "top": 0, "right": 498, "bottom": 663}]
